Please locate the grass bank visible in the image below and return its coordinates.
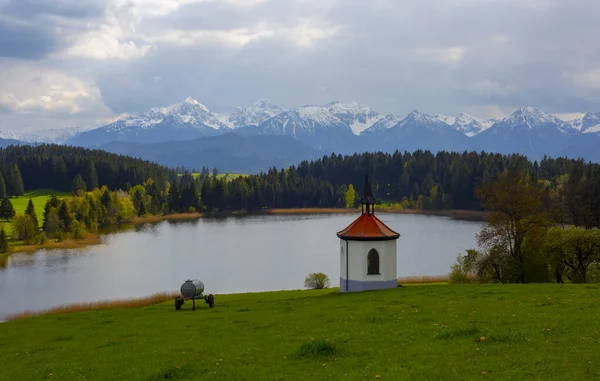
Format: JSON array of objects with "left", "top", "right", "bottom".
[
  {"left": 0, "top": 189, "right": 67, "bottom": 235},
  {"left": 7, "top": 233, "right": 102, "bottom": 254},
  {"left": 1, "top": 284, "right": 599, "bottom": 380}
]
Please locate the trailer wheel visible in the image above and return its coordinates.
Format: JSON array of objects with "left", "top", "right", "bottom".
[
  {"left": 207, "top": 294, "right": 214, "bottom": 308},
  {"left": 175, "top": 297, "right": 182, "bottom": 310}
]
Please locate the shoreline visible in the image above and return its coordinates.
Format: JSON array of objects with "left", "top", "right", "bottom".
[
  {"left": 2, "top": 207, "right": 486, "bottom": 257},
  {"left": 3, "top": 275, "right": 449, "bottom": 322}
]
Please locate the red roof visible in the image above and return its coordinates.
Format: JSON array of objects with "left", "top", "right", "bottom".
[{"left": 336, "top": 213, "right": 400, "bottom": 241}]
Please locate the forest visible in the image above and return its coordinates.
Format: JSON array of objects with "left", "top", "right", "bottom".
[{"left": 1, "top": 146, "right": 600, "bottom": 282}]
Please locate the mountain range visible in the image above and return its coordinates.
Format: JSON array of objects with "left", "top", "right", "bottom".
[{"left": 1, "top": 98, "right": 599, "bottom": 172}]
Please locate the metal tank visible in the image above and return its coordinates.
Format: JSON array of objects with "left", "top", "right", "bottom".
[
  {"left": 180, "top": 279, "right": 204, "bottom": 298},
  {"left": 175, "top": 279, "right": 214, "bottom": 310}
]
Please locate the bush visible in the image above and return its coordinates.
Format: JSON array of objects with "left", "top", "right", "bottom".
[
  {"left": 449, "top": 249, "right": 479, "bottom": 283},
  {"left": 12, "top": 214, "right": 38, "bottom": 244},
  {"left": 304, "top": 273, "right": 330, "bottom": 290}
]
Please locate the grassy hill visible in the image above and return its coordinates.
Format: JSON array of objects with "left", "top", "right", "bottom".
[
  {"left": 0, "top": 189, "right": 67, "bottom": 236},
  {"left": 1, "top": 284, "right": 599, "bottom": 380}
]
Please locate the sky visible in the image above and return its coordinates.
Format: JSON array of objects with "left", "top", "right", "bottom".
[{"left": 1, "top": 0, "right": 599, "bottom": 132}]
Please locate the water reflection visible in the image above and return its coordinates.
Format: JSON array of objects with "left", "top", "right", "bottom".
[{"left": 0, "top": 213, "right": 482, "bottom": 319}]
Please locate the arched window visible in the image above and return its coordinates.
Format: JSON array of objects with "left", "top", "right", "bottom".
[{"left": 367, "top": 249, "right": 380, "bottom": 275}]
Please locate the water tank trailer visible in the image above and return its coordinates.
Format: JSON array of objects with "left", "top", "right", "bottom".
[{"left": 175, "top": 279, "right": 214, "bottom": 310}]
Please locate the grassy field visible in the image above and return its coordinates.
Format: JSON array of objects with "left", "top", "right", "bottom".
[
  {"left": 0, "top": 189, "right": 67, "bottom": 236},
  {"left": 1, "top": 284, "right": 599, "bottom": 380}
]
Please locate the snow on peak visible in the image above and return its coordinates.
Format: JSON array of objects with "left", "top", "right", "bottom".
[
  {"left": 226, "top": 99, "right": 282, "bottom": 128},
  {"left": 433, "top": 114, "right": 456, "bottom": 125},
  {"left": 110, "top": 98, "right": 226, "bottom": 131},
  {"left": 452, "top": 112, "right": 494, "bottom": 137},
  {"left": 505, "top": 106, "right": 562, "bottom": 127},
  {"left": 325, "top": 101, "right": 382, "bottom": 135},
  {"left": 402, "top": 110, "right": 443, "bottom": 125},
  {"left": 362, "top": 114, "right": 400, "bottom": 134}
]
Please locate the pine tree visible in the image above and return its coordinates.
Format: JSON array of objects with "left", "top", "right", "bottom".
[
  {"left": 0, "top": 227, "right": 8, "bottom": 254},
  {"left": 25, "top": 198, "right": 39, "bottom": 228},
  {"left": 71, "top": 174, "right": 87, "bottom": 196},
  {"left": 58, "top": 201, "right": 72, "bottom": 231},
  {"left": 42, "top": 195, "right": 61, "bottom": 231},
  {"left": 0, "top": 197, "right": 15, "bottom": 221},
  {"left": 84, "top": 159, "right": 99, "bottom": 190},
  {"left": 7, "top": 164, "right": 24, "bottom": 197},
  {"left": 0, "top": 170, "right": 6, "bottom": 199},
  {"left": 168, "top": 180, "right": 180, "bottom": 212},
  {"left": 101, "top": 189, "right": 112, "bottom": 208}
]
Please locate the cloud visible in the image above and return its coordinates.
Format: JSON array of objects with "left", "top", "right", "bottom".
[
  {"left": 3, "top": 0, "right": 600, "bottom": 131},
  {"left": 0, "top": 60, "right": 112, "bottom": 130}
]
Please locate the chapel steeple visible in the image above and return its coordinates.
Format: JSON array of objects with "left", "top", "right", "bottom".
[{"left": 360, "top": 170, "right": 376, "bottom": 215}]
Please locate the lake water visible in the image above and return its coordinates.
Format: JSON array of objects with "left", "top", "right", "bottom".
[{"left": 0, "top": 213, "right": 482, "bottom": 320}]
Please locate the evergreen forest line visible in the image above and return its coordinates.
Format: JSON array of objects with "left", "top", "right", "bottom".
[{"left": 1, "top": 146, "right": 600, "bottom": 256}]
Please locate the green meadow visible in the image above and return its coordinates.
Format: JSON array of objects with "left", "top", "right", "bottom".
[
  {"left": 0, "top": 189, "right": 67, "bottom": 236},
  {"left": 1, "top": 284, "right": 599, "bottom": 380}
]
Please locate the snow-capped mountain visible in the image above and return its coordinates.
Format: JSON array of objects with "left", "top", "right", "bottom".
[
  {"left": 223, "top": 99, "right": 282, "bottom": 128},
  {"left": 325, "top": 101, "right": 382, "bottom": 135},
  {"left": 567, "top": 112, "right": 600, "bottom": 134},
  {"left": 362, "top": 114, "right": 401, "bottom": 134},
  {"left": 362, "top": 110, "right": 471, "bottom": 153},
  {"left": 451, "top": 113, "right": 495, "bottom": 137},
  {"left": 258, "top": 105, "right": 350, "bottom": 136},
  {"left": 395, "top": 110, "right": 456, "bottom": 131},
  {"left": 47, "top": 97, "right": 600, "bottom": 163},
  {"left": 433, "top": 114, "right": 456, "bottom": 126},
  {"left": 493, "top": 107, "right": 572, "bottom": 133},
  {"left": 474, "top": 107, "right": 576, "bottom": 157},
  {"left": 68, "top": 98, "right": 227, "bottom": 147}
]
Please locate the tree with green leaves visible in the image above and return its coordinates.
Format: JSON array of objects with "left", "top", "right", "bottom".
[
  {"left": 0, "top": 197, "right": 15, "bottom": 221},
  {"left": 43, "top": 195, "right": 61, "bottom": 231},
  {"left": 12, "top": 215, "right": 38, "bottom": 244},
  {"left": 476, "top": 170, "right": 551, "bottom": 283},
  {"left": 345, "top": 184, "right": 356, "bottom": 208},
  {"left": 0, "top": 227, "right": 8, "bottom": 253},
  {"left": 25, "top": 199, "right": 38, "bottom": 228},
  {"left": 543, "top": 226, "right": 600, "bottom": 283},
  {"left": 71, "top": 174, "right": 87, "bottom": 196}
]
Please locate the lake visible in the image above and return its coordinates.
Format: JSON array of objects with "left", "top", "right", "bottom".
[{"left": 0, "top": 213, "right": 482, "bottom": 320}]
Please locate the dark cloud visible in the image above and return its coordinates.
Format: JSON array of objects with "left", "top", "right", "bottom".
[
  {"left": 3, "top": 0, "right": 600, "bottom": 132},
  {"left": 0, "top": 20, "right": 62, "bottom": 59},
  {"left": 4, "top": 0, "right": 104, "bottom": 19}
]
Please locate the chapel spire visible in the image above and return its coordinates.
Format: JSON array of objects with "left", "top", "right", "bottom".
[{"left": 360, "top": 170, "right": 376, "bottom": 214}]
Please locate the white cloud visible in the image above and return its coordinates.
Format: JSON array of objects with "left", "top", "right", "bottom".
[
  {"left": 0, "top": 60, "right": 113, "bottom": 130},
  {"left": 60, "top": 0, "right": 271, "bottom": 60},
  {"left": 65, "top": 24, "right": 152, "bottom": 60},
  {"left": 146, "top": 20, "right": 340, "bottom": 48}
]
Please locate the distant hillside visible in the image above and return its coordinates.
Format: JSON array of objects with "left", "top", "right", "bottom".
[
  {"left": 0, "top": 144, "right": 174, "bottom": 192},
  {"left": 100, "top": 133, "right": 321, "bottom": 173}
]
